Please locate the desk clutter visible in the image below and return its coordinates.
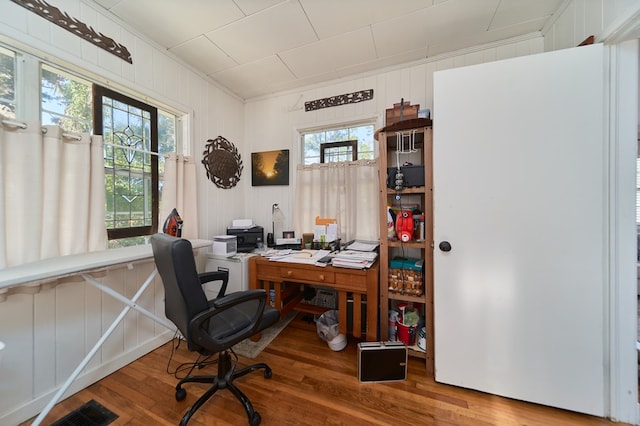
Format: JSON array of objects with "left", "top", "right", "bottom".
[
  {"left": 249, "top": 255, "right": 379, "bottom": 341},
  {"left": 259, "top": 247, "right": 377, "bottom": 269}
]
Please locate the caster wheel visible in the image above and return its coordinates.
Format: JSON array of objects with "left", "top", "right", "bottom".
[
  {"left": 250, "top": 411, "right": 261, "bottom": 426},
  {"left": 175, "top": 387, "right": 186, "bottom": 401},
  {"left": 264, "top": 368, "right": 272, "bottom": 379}
]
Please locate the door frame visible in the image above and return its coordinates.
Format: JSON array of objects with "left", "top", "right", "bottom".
[{"left": 606, "top": 38, "right": 638, "bottom": 424}]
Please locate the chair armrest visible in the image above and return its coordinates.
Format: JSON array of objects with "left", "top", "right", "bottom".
[
  {"left": 212, "top": 289, "right": 266, "bottom": 309},
  {"left": 198, "top": 270, "right": 228, "bottom": 297}
]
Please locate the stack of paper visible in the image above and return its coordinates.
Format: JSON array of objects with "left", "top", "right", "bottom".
[
  {"left": 346, "top": 240, "right": 379, "bottom": 252},
  {"left": 260, "top": 249, "right": 292, "bottom": 260},
  {"left": 331, "top": 250, "right": 377, "bottom": 269}
]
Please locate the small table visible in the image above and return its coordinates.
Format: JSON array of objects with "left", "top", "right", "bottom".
[{"left": 249, "top": 256, "right": 378, "bottom": 341}]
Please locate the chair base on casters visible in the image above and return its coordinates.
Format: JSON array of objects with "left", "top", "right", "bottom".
[{"left": 175, "top": 350, "right": 272, "bottom": 426}]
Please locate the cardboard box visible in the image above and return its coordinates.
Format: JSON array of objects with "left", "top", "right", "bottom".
[{"left": 385, "top": 101, "right": 419, "bottom": 126}]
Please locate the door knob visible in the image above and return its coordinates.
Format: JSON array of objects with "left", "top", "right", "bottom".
[{"left": 439, "top": 241, "right": 452, "bottom": 252}]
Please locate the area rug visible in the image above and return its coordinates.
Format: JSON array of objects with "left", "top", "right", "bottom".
[{"left": 232, "top": 310, "right": 297, "bottom": 359}]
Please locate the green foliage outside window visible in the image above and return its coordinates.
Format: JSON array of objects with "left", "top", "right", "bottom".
[
  {"left": 0, "top": 47, "right": 16, "bottom": 117},
  {"left": 41, "top": 64, "right": 92, "bottom": 132}
]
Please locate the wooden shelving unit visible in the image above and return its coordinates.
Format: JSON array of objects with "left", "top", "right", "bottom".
[{"left": 377, "top": 118, "right": 434, "bottom": 374}]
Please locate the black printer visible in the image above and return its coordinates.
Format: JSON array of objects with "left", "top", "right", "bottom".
[{"left": 226, "top": 226, "right": 264, "bottom": 252}]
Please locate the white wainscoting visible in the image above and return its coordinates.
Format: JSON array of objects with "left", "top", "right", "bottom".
[{"left": 0, "top": 251, "right": 205, "bottom": 425}]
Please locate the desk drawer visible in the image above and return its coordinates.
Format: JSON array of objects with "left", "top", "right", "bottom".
[
  {"left": 280, "top": 267, "right": 335, "bottom": 284},
  {"left": 256, "top": 264, "right": 282, "bottom": 280},
  {"left": 335, "top": 272, "right": 367, "bottom": 291}
]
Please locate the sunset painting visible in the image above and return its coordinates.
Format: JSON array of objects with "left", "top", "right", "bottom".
[{"left": 251, "top": 149, "right": 289, "bottom": 186}]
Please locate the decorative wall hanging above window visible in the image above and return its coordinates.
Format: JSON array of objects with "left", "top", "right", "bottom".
[
  {"left": 304, "top": 89, "right": 373, "bottom": 112},
  {"left": 10, "top": 0, "right": 133, "bottom": 64},
  {"left": 202, "top": 136, "right": 243, "bottom": 189}
]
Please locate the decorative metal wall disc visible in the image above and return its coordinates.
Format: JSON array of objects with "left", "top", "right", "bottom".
[{"left": 202, "top": 136, "right": 243, "bottom": 189}]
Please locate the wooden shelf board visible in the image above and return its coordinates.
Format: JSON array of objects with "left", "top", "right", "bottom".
[
  {"left": 387, "top": 293, "right": 426, "bottom": 304},
  {"left": 295, "top": 303, "right": 330, "bottom": 316}
]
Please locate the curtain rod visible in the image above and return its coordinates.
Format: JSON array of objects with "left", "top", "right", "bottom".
[
  {"left": 2, "top": 118, "right": 181, "bottom": 159},
  {"left": 1, "top": 118, "right": 82, "bottom": 141}
]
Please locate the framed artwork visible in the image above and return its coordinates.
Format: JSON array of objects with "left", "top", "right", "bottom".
[{"left": 251, "top": 149, "right": 289, "bottom": 186}]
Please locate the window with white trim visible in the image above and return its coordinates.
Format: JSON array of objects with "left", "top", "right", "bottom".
[
  {"left": 17, "top": 57, "right": 178, "bottom": 246},
  {"left": 301, "top": 122, "right": 375, "bottom": 164}
]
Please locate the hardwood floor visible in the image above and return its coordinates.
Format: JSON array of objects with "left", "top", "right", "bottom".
[{"left": 25, "top": 315, "right": 629, "bottom": 426}]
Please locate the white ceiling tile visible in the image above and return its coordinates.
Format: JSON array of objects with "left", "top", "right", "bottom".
[
  {"left": 280, "top": 27, "right": 377, "bottom": 78},
  {"left": 267, "top": 71, "right": 341, "bottom": 96},
  {"left": 205, "top": 0, "right": 318, "bottom": 64},
  {"left": 91, "top": 0, "right": 121, "bottom": 9},
  {"left": 170, "top": 36, "right": 238, "bottom": 75},
  {"left": 427, "top": 21, "right": 544, "bottom": 57},
  {"left": 108, "top": 0, "right": 244, "bottom": 48},
  {"left": 371, "top": 8, "right": 431, "bottom": 58},
  {"left": 371, "top": 0, "right": 499, "bottom": 58},
  {"left": 335, "top": 48, "right": 428, "bottom": 78},
  {"left": 299, "top": 0, "right": 434, "bottom": 38},
  {"left": 234, "top": 0, "right": 287, "bottom": 15},
  {"left": 490, "top": 0, "right": 564, "bottom": 30},
  {"left": 212, "top": 56, "right": 296, "bottom": 99},
  {"left": 85, "top": 0, "right": 569, "bottom": 99}
]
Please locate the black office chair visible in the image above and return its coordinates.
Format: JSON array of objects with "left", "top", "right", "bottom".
[{"left": 150, "top": 233, "right": 280, "bottom": 426}]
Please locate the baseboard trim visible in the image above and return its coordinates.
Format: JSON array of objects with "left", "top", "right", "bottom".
[{"left": 2, "top": 331, "right": 173, "bottom": 426}]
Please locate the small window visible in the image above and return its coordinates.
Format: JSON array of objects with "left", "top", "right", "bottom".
[
  {"left": 302, "top": 123, "right": 375, "bottom": 164},
  {"left": 321, "top": 140, "right": 357, "bottom": 162},
  {"left": 0, "top": 46, "right": 16, "bottom": 118},
  {"left": 94, "top": 85, "right": 159, "bottom": 241}
]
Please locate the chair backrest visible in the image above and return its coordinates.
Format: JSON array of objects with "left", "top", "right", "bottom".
[{"left": 150, "top": 233, "right": 209, "bottom": 347}]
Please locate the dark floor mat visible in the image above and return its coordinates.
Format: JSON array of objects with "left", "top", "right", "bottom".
[{"left": 50, "top": 399, "right": 118, "bottom": 426}]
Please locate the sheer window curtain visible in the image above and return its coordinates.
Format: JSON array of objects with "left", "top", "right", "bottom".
[
  {"left": 0, "top": 116, "right": 107, "bottom": 269},
  {"left": 293, "top": 159, "right": 380, "bottom": 242},
  {"left": 161, "top": 153, "right": 198, "bottom": 239}
]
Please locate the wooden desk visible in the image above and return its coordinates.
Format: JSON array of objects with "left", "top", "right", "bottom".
[{"left": 249, "top": 256, "right": 378, "bottom": 341}]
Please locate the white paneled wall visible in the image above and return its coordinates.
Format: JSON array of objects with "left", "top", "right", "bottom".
[
  {"left": 543, "top": 0, "right": 639, "bottom": 51},
  {"left": 242, "top": 36, "right": 545, "bottom": 234},
  {"left": 0, "top": 261, "right": 168, "bottom": 424},
  {"left": 0, "top": 0, "right": 636, "bottom": 424},
  {"left": 241, "top": 0, "right": 637, "bottom": 239},
  {"left": 0, "top": 0, "right": 248, "bottom": 243},
  {"left": 0, "top": 0, "right": 241, "bottom": 423}
]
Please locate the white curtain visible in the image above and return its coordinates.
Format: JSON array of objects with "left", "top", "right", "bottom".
[
  {"left": 161, "top": 153, "right": 198, "bottom": 239},
  {"left": 293, "top": 159, "right": 380, "bottom": 242},
  {"left": 0, "top": 117, "right": 107, "bottom": 268}
]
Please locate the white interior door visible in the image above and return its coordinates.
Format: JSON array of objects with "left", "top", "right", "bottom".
[{"left": 433, "top": 43, "right": 606, "bottom": 416}]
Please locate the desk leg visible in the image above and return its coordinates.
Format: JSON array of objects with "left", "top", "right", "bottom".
[
  {"left": 32, "top": 269, "right": 172, "bottom": 425},
  {"left": 338, "top": 292, "right": 348, "bottom": 336},
  {"left": 366, "top": 267, "right": 378, "bottom": 342},
  {"left": 352, "top": 293, "right": 362, "bottom": 339}
]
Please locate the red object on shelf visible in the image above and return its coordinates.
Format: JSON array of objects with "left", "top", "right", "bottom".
[
  {"left": 397, "top": 319, "right": 417, "bottom": 346},
  {"left": 395, "top": 210, "right": 414, "bottom": 242}
]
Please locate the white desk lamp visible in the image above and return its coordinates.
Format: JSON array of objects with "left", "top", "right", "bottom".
[{"left": 271, "top": 203, "right": 285, "bottom": 245}]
